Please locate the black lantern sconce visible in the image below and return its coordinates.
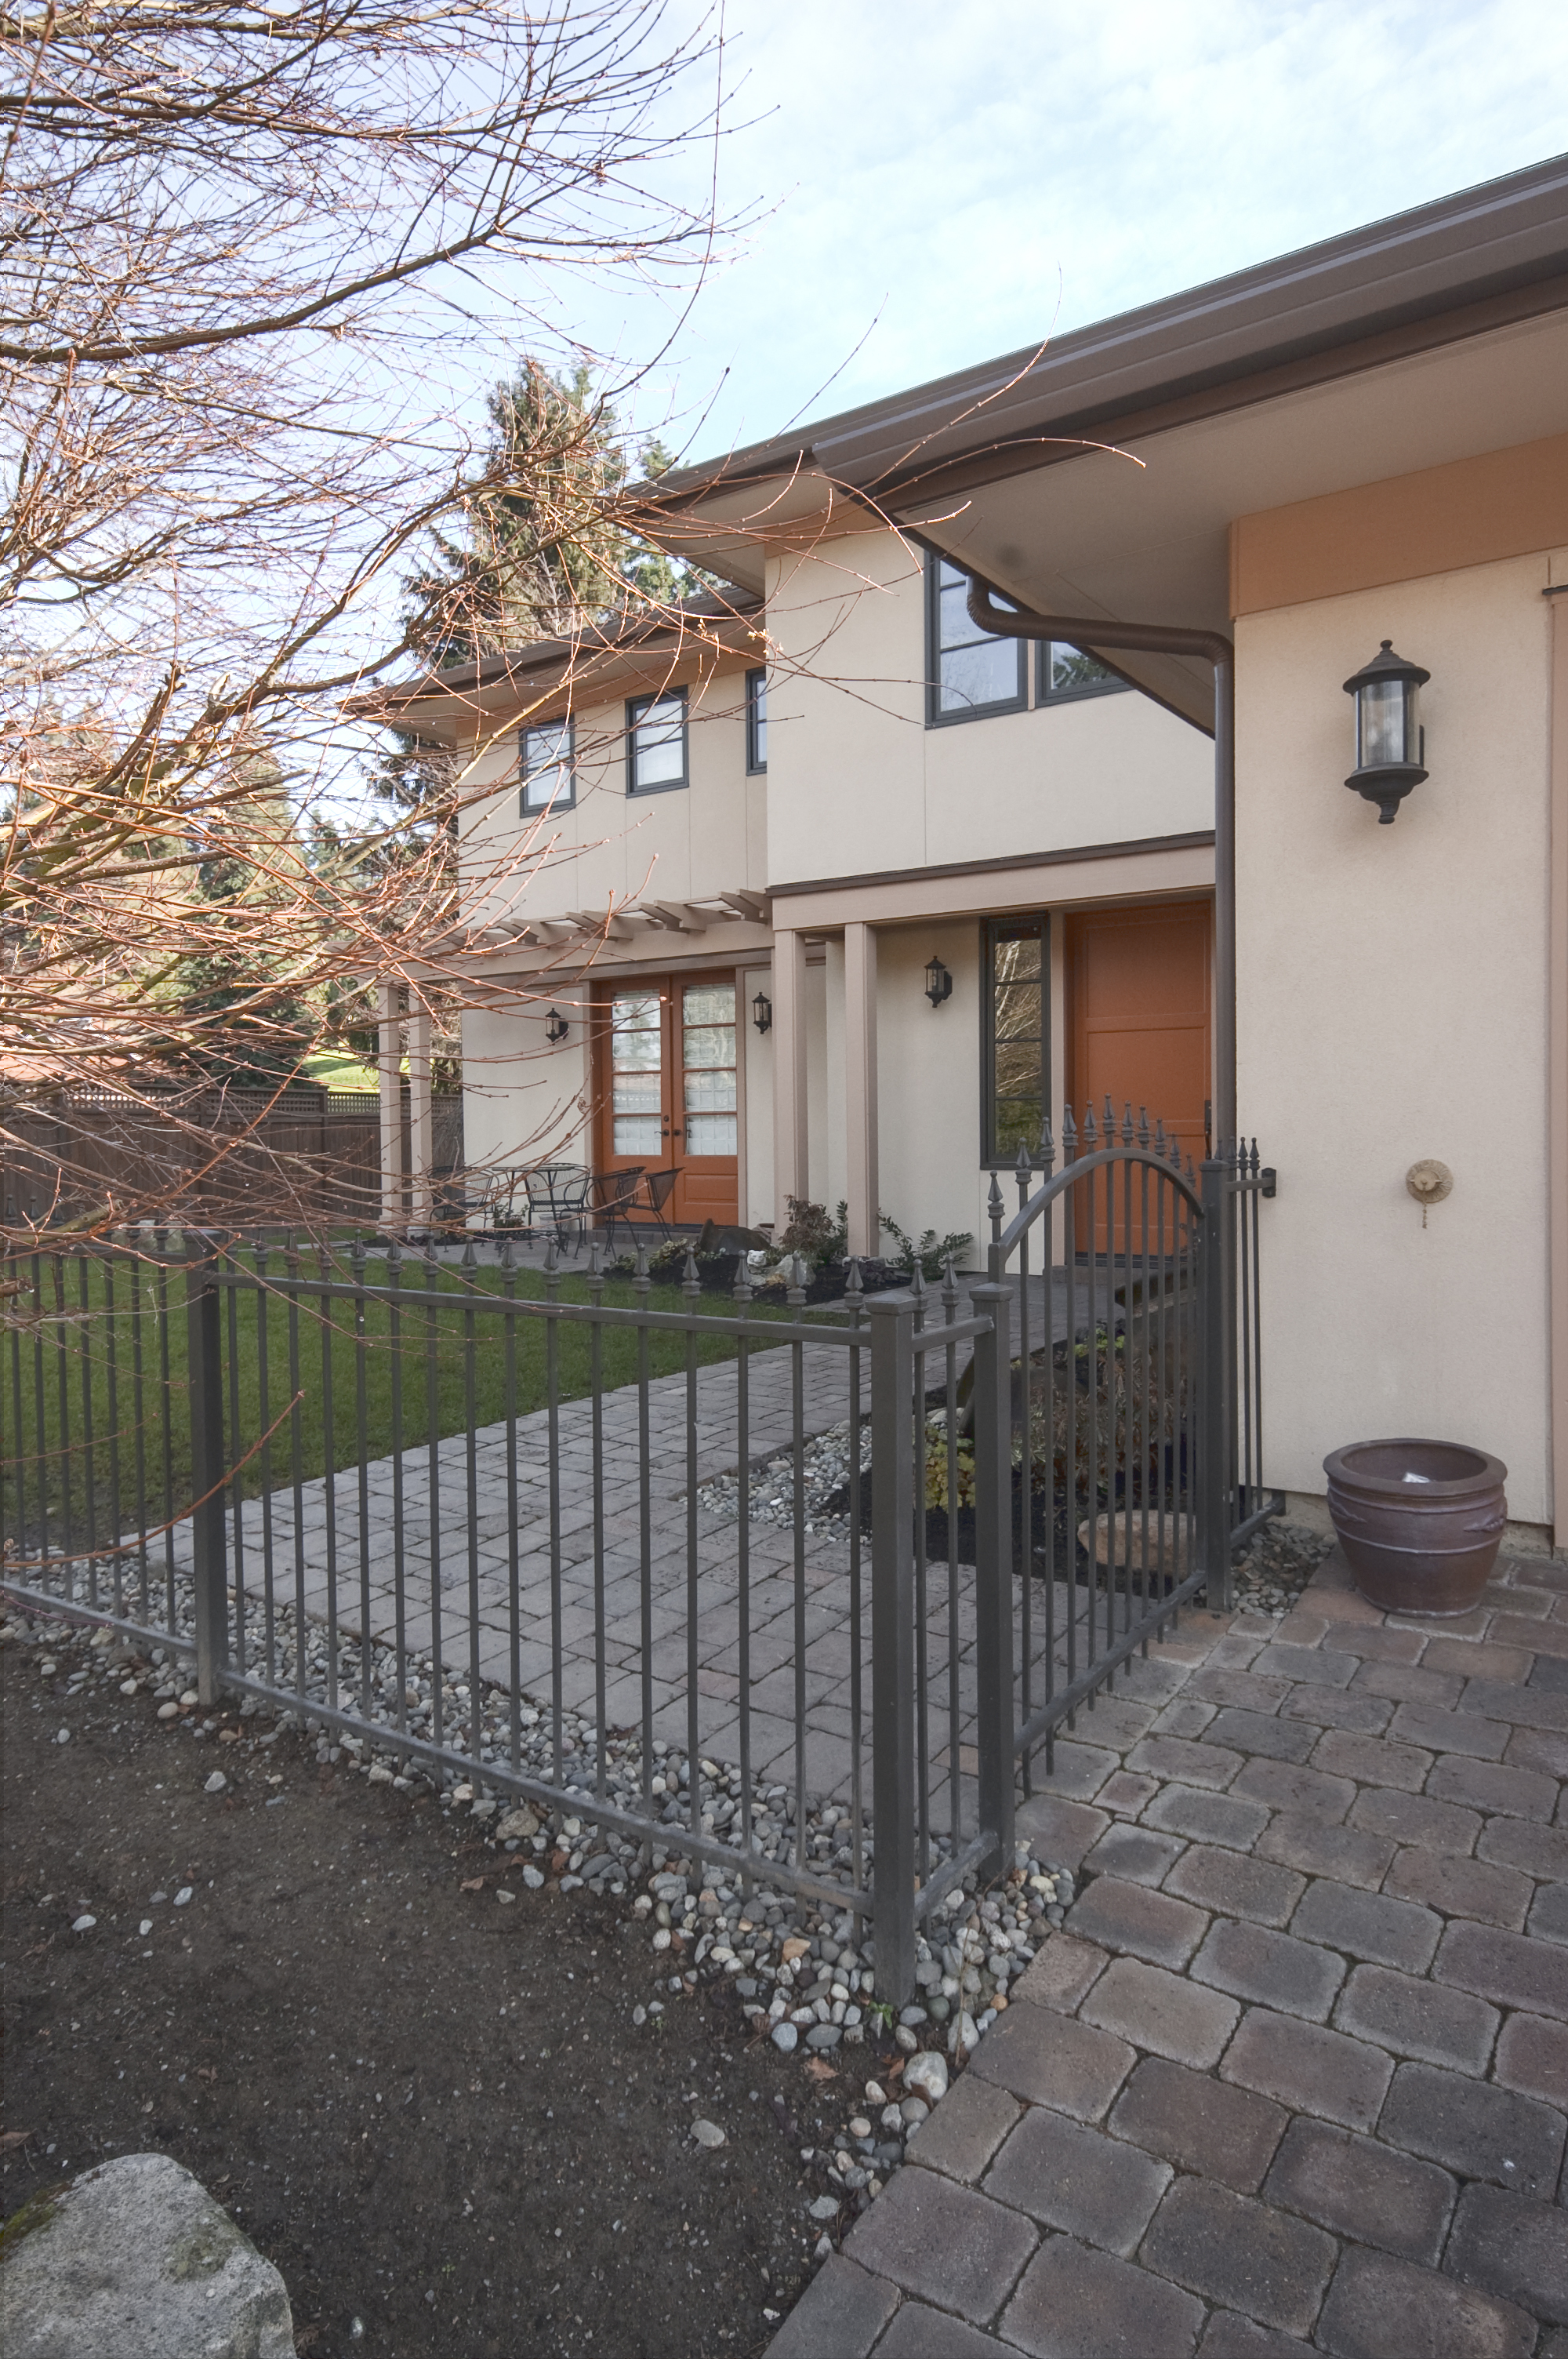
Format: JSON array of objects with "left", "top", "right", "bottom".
[
  {"left": 543, "top": 1008, "right": 570, "bottom": 1045},
  {"left": 752, "top": 989, "right": 772, "bottom": 1036},
  {"left": 924, "top": 954, "right": 953, "bottom": 1009},
  {"left": 1343, "top": 640, "right": 1429, "bottom": 825}
]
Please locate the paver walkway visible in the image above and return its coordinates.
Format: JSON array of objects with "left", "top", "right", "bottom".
[{"left": 769, "top": 1545, "right": 1568, "bottom": 2358}]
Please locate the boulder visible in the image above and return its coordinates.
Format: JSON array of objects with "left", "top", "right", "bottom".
[{"left": 0, "top": 2152, "right": 293, "bottom": 2359}]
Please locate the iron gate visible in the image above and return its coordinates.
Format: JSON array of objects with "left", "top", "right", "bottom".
[{"left": 976, "top": 1104, "right": 1279, "bottom": 1816}]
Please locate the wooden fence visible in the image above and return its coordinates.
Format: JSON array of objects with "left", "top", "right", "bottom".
[{"left": 1, "top": 1087, "right": 463, "bottom": 1230}]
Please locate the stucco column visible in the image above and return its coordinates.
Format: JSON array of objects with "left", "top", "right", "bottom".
[
  {"left": 376, "top": 981, "right": 403, "bottom": 1232},
  {"left": 771, "top": 928, "right": 808, "bottom": 1225},
  {"left": 406, "top": 998, "right": 434, "bottom": 1230},
  {"left": 844, "top": 922, "right": 880, "bottom": 1259}
]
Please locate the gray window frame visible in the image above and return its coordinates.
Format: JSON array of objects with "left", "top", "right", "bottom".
[
  {"left": 626, "top": 686, "right": 690, "bottom": 796},
  {"left": 981, "top": 913, "right": 1050, "bottom": 1169},
  {"left": 518, "top": 718, "right": 576, "bottom": 816},
  {"left": 745, "top": 666, "right": 768, "bottom": 774},
  {"left": 925, "top": 552, "right": 1027, "bottom": 727},
  {"left": 1036, "top": 640, "right": 1128, "bottom": 705}
]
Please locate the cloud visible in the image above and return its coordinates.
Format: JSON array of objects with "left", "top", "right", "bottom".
[{"left": 579, "top": 0, "right": 1568, "bottom": 461}]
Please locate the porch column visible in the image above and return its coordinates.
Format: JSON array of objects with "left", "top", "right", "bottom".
[
  {"left": 406, "top": 997, "right": 434, "bottom": 1230},
  {"left": 771, "top": 927, "right": 808, "bottom": 1225},
  {"left": 376, "top": 980, "right": 403, "bottom": 1233},
  {"left": 844, "top": 921, "right": 880, "bottom": 1259}
]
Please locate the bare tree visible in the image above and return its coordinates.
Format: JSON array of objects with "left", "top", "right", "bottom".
[{"left": 1, "top": 0, "right": 736, "bottom": 1230}]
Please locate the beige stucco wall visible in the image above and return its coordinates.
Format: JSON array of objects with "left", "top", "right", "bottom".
[
  {"left": 1238, "top": 550, "right": 1561, "bottom": 1523},
  {"left": 459, "top": 998, "right": 589, "bottom": 1184},
  {"left": 873, "top": 924, "right": 989, "bottom": 1259},
  {"left": 456, "top": 669, "right": 764, "bottom": 933},
  {"left": 741, "top": 964, "right": 774, "bottom": 1230},
  {"left": 764, "top": 531, "right": 1214, "bottom": 888}
]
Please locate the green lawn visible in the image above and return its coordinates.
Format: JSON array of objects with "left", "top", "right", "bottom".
[{"left": 1, "top": 1252, "right": 831, "bottom": 1550}]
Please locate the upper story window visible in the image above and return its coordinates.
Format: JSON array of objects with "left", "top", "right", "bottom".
[
  {"left": 746, "top": 667, "right": 768, "bottom": 773},
  {"left": 1038, "top": 642, "right": 1125, "bottom": 703},
  {"left": 627, "top": 688, "right": 688, "bottom": 794},
  {"left": 927, "top": 555, "right": 1026, "bottom": 724},
  {"left": 519, "top": 720, "right": 575, "bottom": 814}
]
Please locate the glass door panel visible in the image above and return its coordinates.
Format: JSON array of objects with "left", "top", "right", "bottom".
[
  {"left": 609, "top": 991, "right": 664, "bottom": 1158},
  {"left": 680, "top": 983, "right": 737, "bottom": 1156}
]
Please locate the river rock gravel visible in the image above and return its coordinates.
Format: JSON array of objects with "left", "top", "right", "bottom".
[{"left": 2, "top": 1605, "right": 1071, "bottom": 2359}]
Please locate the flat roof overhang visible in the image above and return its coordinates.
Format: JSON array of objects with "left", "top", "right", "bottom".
[{"left": 647, "top": 154, "right": 1568, "bottom": 728}]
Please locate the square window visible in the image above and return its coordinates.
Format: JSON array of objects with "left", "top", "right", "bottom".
[
  {"left": 519, "top": 720, "right": 575, "bottom": 813},
  {"left": 927, "top": 554, "right": 1025, "bottom": 725},
  {"left": 746, "top": 667, "right": 768, "bottom": 773},
  {"left": 627, "top": 689, "right": 688, "bottom": 794},
  {"left": 1037, "top": 641, "right": 1126, "bottom": 703}
]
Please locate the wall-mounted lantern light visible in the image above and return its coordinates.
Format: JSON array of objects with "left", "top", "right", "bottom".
[
  {"left": 1343, "top": 640, "right": 1429, "bottom": 825},
  {"left": 924, "top": 954, "right": 953, "bottom": 1009},
  {"left": 544, "top": 1008, "right": 570, "bottom": 1044},
  {"left": 752, "top": 989, "right": 772, "bottom": 1036}
]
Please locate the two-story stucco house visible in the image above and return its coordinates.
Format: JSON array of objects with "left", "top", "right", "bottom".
[{"left": 376, "top": 151, "right": 1568, "bottom": 1552}]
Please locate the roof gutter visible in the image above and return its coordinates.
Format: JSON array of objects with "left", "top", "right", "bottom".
[{"left": 967, "top": 581, "right": 1236, "bottom": 1150}]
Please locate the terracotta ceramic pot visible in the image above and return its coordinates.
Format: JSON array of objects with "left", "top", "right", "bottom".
[{"left": 1323, "top": 1438, "right": 1507, "bottom": 1616}]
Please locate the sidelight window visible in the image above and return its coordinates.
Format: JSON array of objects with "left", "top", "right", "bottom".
[{"left": 984, "top": 916, "right": 1048, "bottom": 1165}]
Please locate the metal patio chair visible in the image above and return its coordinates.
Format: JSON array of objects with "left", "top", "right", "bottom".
[
  {"left": 640, "top": 1165, "right": 677, "bottom": 1243},
  {"left": 525, "top": 1161, "right": 590, "bottom": 1255},
  {"left": 586, "top": 1165, "right": 645, "bottom": 1256}
]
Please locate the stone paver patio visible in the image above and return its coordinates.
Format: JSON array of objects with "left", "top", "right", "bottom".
[{"left": 769, "top": 1544, "right": 1568, "bottom": 2358}]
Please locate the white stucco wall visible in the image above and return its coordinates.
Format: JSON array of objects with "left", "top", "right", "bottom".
[
  {"left": 873, "top": 924, "right": 989, "bottom": 1263},
  {"left": 742, "top": 964, "right": 774, "bottom": 1230},
  {"left": 459, "top": 1001, "right": 589, "bottom": 1187},
  {"left": 1237, "top": 551, "right": 1560, "bottom": 1523},
  {"left": 764, "top": 531, "right": 1214, "bottom": 888},
  {"left": 456, "top": 667, "right": 764, "bottom": 932}
]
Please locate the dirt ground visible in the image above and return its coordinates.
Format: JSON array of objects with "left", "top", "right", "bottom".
[{"left": 0, "top": 1614, "right": 860, "bottom": 2359}]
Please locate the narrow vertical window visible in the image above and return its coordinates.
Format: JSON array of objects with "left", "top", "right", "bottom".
[
  {"left": 626, "top": 689, "right": 688, "bottom": 793},
  {"left": 519, "top": 720, "right": 575, "bottom": 812},
  {"left": 984, "top": 916, "right": 1047, "bottom": 1164},
  {"left": 926, "top": 554, "right": 1026, "bottom": 724},
  {"left": 745, "top": 667, "right": 768, "bottom": 773}
]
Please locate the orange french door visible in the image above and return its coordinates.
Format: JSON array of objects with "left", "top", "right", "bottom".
[
  {"left": 1064, "top": 900, "right": 1212, "bottom": 1250},
  {"left": 593, "top": 975, "right": 739, "bottom": 1228}
]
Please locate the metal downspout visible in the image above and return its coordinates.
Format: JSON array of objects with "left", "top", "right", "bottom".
[{"left": 965, "top": 580, "right": 1236, "bottom": 1147}]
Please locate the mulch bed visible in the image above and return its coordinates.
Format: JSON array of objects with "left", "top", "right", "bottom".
[{"left": 0, "top": 1619, "right": 867, "bottom": 2359}]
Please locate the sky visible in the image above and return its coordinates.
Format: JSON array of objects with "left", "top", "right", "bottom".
[{"left": 565, "top": 0, "right": 1568, "bottom": 468}]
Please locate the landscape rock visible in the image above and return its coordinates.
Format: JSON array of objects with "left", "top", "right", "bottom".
[
  {"left": 903, "top": 2052, "right": 949, "bottom": 2105},
  {"left": 0, "top": 2152, "right": 294, "bottom": 2359},
  {"left": 203, "top": 1771, "right": 227, "bottom": 1794},
  {"left": 771, "top": 2022, "right": 798, "bottom": 2053},
  {"left": 690, "top": 2120, "right": 726, "bottom": 2149},
  {"left": 495, "top": 1805, "right": 539, "bottom": 1841}
]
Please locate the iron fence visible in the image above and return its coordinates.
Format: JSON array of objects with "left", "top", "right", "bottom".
[
  {"left": 0, "top": 1234, "right": 1009, "bottom": 1995},
  {"left": 0, "top": 1125, "right": 1276, "bottom": 2002}
]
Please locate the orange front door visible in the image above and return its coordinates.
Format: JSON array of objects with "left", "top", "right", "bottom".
[
  {"left": 1065, "top": 900, "right": 1212, "bottom": 1243},
  {"left": 593, "top": 975, "right": 739, "bottom": 1229}
]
